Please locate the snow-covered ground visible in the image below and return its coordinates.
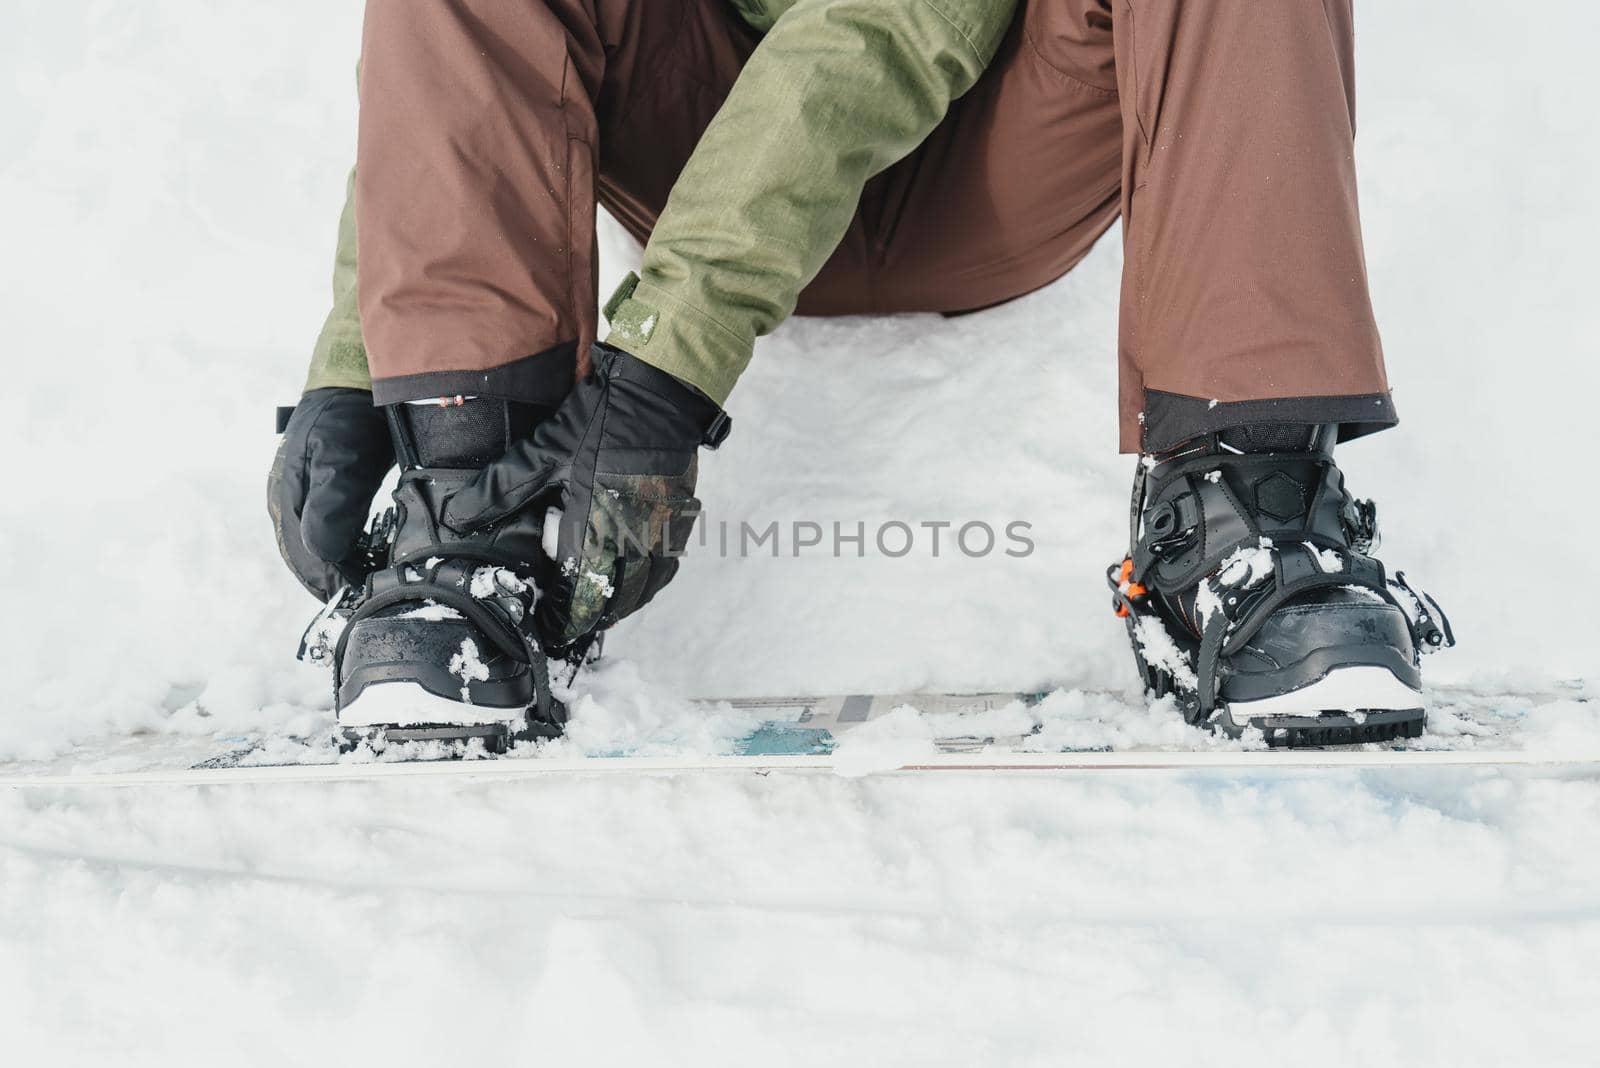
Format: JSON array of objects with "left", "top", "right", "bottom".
[{"left": 2, "top": 2, "right": 1598, "bottom": 1064}]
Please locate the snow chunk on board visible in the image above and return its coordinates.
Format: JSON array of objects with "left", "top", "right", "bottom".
[
  {"left": 828, "top": 705, "right": 941, "bottom": 777},
  {"left": 447, "top": 639, "right": 491, "bottom": 702}
]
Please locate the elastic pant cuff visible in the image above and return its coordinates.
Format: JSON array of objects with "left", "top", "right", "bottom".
[
  {"left": 370, "top": 341, "right": 578, "bottom": 407},
  {"left": 1142, "top": 389, "right": 1398, "bottom": 454}
]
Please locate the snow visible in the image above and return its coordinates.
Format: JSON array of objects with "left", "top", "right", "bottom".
[
  {"left": 583, "top": 568, "right": 618, "bottom": 599},
  {"left": 827, "top": 705, "right": 942, "bottom": 776},
  {"left": 470, "top": 565, "right": 529, "bottom": 600},
  {"left": 4, "top": 770, "right": 1599, "bottom": 1065},
  {"left": 447, "top": 638, "right": 491, "bottom": 701},
  {"left": 1217, "top": 539, "right": 1276, "bottom": 590},
  {"left": 1197, "top": 538, "right": 1277, "bottom": 623},
  {"left": 2, "top": 0, "right": 1599, "bottom": 1063},
  {"left": 541, "top": 507, "right": 563, "bottom": 560},
  {"left": 396, "top": 602, "right": 465, "bottom": 622},
  {"left": 1313, "top": 547, "right": 1344, "bottom": 573},
  {"left": 1132, "top": 613, "right": 1201, "bottom": 691}
]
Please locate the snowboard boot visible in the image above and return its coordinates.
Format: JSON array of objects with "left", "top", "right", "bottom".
[
  {"left": 1107, "top": 424, "right": 1455, "bottom": 747},
  {"left": 331, "top": 397, "right": 568, "bottom": 753}
]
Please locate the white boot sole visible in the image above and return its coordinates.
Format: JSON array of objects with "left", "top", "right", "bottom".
[
  {"left": 339, "top": 681, "right": 527, "bottom": 730},
  {"left": 1225, "top": 665, "right": 1424, "bottom": 721}
]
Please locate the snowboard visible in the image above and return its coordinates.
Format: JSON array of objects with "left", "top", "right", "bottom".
[{"left": 0, "top": 683, "right": 1592, "bottom": 789}]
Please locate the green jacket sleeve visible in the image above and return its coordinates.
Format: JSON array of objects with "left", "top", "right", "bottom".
[
  {"left": 723, "top": 0, "right": 783, "bottom": 33},
  {"left": 605, "top": 0, "right": 1016, "bottom": 406},
  {"left": 302, "top": 166, "right": 373, "bottom": 394}
]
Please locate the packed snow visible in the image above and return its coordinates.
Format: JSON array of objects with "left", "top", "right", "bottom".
[{"left": 2, "top": 1, "right": 1598, "bottom": 1064}]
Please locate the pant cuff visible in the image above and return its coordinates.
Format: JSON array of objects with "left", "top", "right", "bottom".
[
  {"left": 370, "top": 342, "right": 578, "bottom": 407},
  {"left": 1142, "top": 389, "right": 1398, "bottom": 453}
]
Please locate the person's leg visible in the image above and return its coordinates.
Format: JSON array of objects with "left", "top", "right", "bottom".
[
  {"left": 341, "top": 0, "right": 756, "bottom": 741},
  {"left": 1093, "top": 3, "right": 1445, "bottom": 739},
  {"left": 828, "top": 0, "right": 1392, "bottom": 455},
  {"left": 354, "top": 0, "right": 754, "bottom": 407},
  {"left": 837, "top": 1, "right": 1439, "bottom": 739},
  {"left": 1109, "top": 0, "right": 1392, "bottom": 453},
  {"left": 356, "top": 0, "right": 589, "bottom": 404}
]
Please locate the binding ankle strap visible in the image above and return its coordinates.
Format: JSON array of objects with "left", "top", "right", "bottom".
[{"left": 331, "top": 553, "right": 561, "bottom": 725}]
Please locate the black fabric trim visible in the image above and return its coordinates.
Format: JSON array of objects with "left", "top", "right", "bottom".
[
  {"left": 371, "top": 341, "right": 579, "bottom": 407},
  {"left": 1142, "top": 390, "right": 1398, "bottom": 453}
]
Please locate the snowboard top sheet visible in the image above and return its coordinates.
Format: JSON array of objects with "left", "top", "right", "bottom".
[{"left": 0, "top": 683, "right": 1592, "bottom": 789}]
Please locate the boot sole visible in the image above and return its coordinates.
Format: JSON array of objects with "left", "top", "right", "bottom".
[
  {"left": 1224, "top": 664, "right": 1424, "bottom": 717},
  {"left": 1218, "top": 665, "right": 1427, "bottom": 748},
  {"left": 338, "top": 680, "right": 566, "bottom": 754},
  {"left": 339, "top": 718, "right": 564, "bottom": 756},
  {"left": 1242, "top": 708, "right": 1426, "bottom": 749},
  {"left": 1216, "top": 661, "right": 1433, "bottom": 748}
]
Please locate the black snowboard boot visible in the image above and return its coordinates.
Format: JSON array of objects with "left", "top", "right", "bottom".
[
  {"left": 331, "top": 397, "right": 568, "bottom": 752},
  {"left": 1108, "top": 424, "right": 1454, "bottom": 747}
]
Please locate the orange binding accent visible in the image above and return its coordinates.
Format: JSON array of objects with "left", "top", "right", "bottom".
[{"left": 1113, "top": 557, "right": 1147, "bottom": 618}]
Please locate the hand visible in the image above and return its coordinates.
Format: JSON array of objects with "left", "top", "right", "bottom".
[
  {"left": 267, "top": 387, "right": 395, "bottom": 600},
  {"left": 443, "top": 343, "right": 729, "bottom": 657}
]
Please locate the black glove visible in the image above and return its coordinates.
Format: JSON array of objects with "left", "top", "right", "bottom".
[
  {"left": 443, "top": 343, "right": 729, "bottom": 656},
  {"left": 267, "top": 387, "right": 395, "bottom": 600}
]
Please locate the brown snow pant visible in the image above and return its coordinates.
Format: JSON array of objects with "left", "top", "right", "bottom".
[{"left": 357, "top": 0, "right": 1396, "bottom": 453}]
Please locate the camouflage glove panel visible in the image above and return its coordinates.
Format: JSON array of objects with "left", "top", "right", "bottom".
[{"left": 442, "top": 343, "right": 730, "bottom": 657}]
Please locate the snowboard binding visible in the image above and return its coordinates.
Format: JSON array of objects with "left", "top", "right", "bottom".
[
  {"left": 297, "top": 400, "right": 573, "bottom": 755},
  {"left": 298, "top": 522, "right": 569, "bottom": 754},
  {"left": 1108, "top": 426, "right": 1454, "bottom": 747}
]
